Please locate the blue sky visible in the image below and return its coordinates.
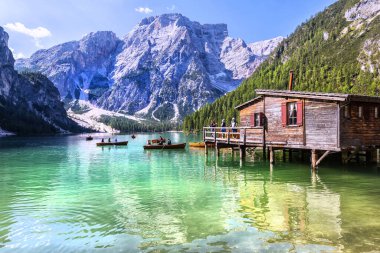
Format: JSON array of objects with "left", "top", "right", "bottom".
[{"left": 0, "top": 0, "right": 337, "bottom": 58}]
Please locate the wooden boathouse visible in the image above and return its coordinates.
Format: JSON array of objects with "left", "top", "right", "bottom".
[{"left": 203, "top": 89, "right": 380, "bottom": 169}]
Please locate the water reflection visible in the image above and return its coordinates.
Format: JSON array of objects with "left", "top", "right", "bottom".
[{"left": 0, "top": 135, "right": 379, "bottom": 252}]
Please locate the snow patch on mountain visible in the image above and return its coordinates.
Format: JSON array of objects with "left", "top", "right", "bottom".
[{"left": 67, "top": 100, "right": 145, "bottom": 132}]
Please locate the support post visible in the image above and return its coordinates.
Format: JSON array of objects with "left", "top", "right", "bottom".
[
  {"left": 377, "top": 149, "right": 380, "bottom": 167},
  {"left": 282, "top": 149, "right": 286, "bottom": 162},
  {"left": 216, "top": 142, "right": 220, "bottom": 157},
  {"left": 204, "top": 143, "right": 208, "bottom": 155},
  {"left": 342, "top": 150, "right": 349, "bottom": 164},
  {"left": 311, "top": 149, "right": 318, "bottom": 170},
  {"left": 316, "top": 150, "right": 331, "bottom": 167},
  {"left": 366, "top": 151, "right": 371, "bottom": 164},
  {"left": 262, "top": 147, "right": 266, "bottom": 161},
  {"left": 298, "top": 149, "right": 303, "bottom": 161},
  {"left": 289, "top": 149, "right": 293, "bottom": 162},
  {"left": 240, "top": 146, "right": 246, "bottom": 161},
  {"left": 269, "top": 147, "right": 275, "bottom": 164}
]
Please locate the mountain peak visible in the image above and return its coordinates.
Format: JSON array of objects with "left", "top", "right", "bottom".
[
  {"left": 0, "top": 26, "right": 15, "bottom": 67},
  {"left": 15, "top": 15, "right": 281, "bottom": 122}
]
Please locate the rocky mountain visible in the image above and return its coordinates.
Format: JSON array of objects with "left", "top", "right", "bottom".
[
  {"left": 183, "top": 0, "right": 380, "bottom": 131},
  {"left": 16, "top": 14, "right": 283, "bottom": 121},
  {"left": 0, "top": 26, "right": 82, "bottom": 134}
]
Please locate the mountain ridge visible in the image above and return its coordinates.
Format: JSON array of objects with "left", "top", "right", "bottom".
[
  {"left": 0, "top": 26, "right": 83, "bottom": 134},
  {"left": 16, "top": 13, "right": 284, "bottom": 122}
]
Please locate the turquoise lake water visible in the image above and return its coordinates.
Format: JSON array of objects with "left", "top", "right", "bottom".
[{"left": 0, "top": 133, "right": 379, "bottom": 253}]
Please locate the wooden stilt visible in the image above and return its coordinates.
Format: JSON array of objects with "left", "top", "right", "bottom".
[
  {"left": 269, "top": 147, "right": 275, "bottom": 164},
  {"left": 204, "top": 143, "right": 208, "bottom": 155},
  {"left": 240, "top": 146, "right": 246, "bottom": 160},
  {"left": 289, "top": 149, "right": 293, "bottom": 162},
  {"left": 216, "top": 142, "right": 220, "bottom": 157},
  {"left": 311, "top": 149, "right": 318, "bottom": 170},
  {"left": 366, "top": 151, "right": 371, "bottom": 164},
  {"left": 316, "top": 150, "right": 331, "bottom": 167},
  {"left": 298, "top": 149, "right": 303, "bottom": 161},
  {"left": 377, "top": 149, "right": 380, "bottom": 167},
  {"left": 342, "top": 150, "right": 349, "bottom": 164},
  {"left": 282, "top": 149, "right": 286, "bottom": 162},
  {"left": 262, "top": 147, "right": 266, "bottom": 161}
]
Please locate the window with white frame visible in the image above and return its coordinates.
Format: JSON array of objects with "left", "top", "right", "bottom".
[{"left": 287, "top": 102, "right": 297, "bottom": 125}]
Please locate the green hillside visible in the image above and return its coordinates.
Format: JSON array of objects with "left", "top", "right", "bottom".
[{"left": 183, "top": 0, "right": 379, "bottom": 131}]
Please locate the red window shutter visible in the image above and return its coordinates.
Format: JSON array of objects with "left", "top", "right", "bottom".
[
  {"left": 297, "top": 101, "right": 303, "bottom": 126},
  {"left": 259, "top": 112, "right": 264, "bottom": 126},
  {"left": 281, "top": 103, "right": 287, "bottom": 126},
  {"left": 250, "top": 114, "right": 255, "bottom": 127}
]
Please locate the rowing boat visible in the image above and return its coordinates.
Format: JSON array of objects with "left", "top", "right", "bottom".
[
  {"left": 189, "top": 142, "right": 214, "bottom": 148},
  {"left": 151, "top": 138, "right": 166, "bottom": 144},
  {"left": 86, "top": 136, "right": 93, "bottom": 141},
  {"left": 143, "top": 143, "right": 186, "bottom": 150},
  {"left": 96, "top": 141, "right": 128, "bottom": 146}
]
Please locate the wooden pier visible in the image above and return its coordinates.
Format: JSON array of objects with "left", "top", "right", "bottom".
[{"left": 203, "top": 89, "right": 380, "bottom": 169}]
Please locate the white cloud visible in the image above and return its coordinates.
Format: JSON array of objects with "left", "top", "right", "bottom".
[
  {"left": 3, "top": 22, "right": 51, "bottom": 39},
  {"left": 166, "top": 5, "right": 176, "bottom": 11},
  {"left": 135, "top": 7, "right": 153, "bottom": 14},
  {"left": 9, "top": 47, "right": 25, "bottom": 59}
]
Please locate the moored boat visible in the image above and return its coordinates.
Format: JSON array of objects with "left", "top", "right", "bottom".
[
  {"left": 96, "top": 141, "right": 128, "bottom": 146},
  {"left": 143, "top": 143, "right": 186, "bottom": 150},
  {"left": 86, "top": 136, "right": 93, "bottom": 141},
  {"left": 189, "top": 142, "right": 214, "bottom": 148}
]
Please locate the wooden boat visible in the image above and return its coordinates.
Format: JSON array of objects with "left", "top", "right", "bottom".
[
  {"left": 86, "top": 136, "right": 93, "bottom": 141},
  {"left": 151, "top": 138, "right": 166, "bottom": 144},
  {"left": 189, "top": 142, "right": 214, "bottom": 148},
  {"left": 96, "top": 141, "right": 128, "bottom": 146},
  {"left": 143, "top": 143, "right": 186, "bottom": 150}
]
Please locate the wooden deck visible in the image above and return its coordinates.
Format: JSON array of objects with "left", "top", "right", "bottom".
[
  {"left": 203, "top": 127, "right": 264, "bottom": 146},
  {"left": 203, "top": 126, "right": 380, "bottom": 169}
]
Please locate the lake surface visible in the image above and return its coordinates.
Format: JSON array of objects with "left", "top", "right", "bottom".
[{"left": 0, "top": 133, "right": 379, "bottom": 253}]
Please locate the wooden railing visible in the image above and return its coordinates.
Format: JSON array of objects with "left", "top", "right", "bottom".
[{"left": 203, "top": 127, "right": 264, "bottom": 146}]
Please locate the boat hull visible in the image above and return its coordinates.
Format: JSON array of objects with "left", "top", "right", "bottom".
[
  {"left": 96, "top": 141, "right": 128, "bottom": 146},
  {"left": 189, "top": 142, "right": 214, "bottom": 148},
  {"left": 143, "top": 143, "right": 186, "bottom": 150}
]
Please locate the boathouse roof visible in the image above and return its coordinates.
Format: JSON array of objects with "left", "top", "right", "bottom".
[{"left": 235, "top": 89, "right": 380, "bottom": 110}]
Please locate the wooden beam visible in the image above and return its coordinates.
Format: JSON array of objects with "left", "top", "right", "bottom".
[
  {"left": 311, "top": 149, "right": 318, "bottom": 170},
  {"left": 269, "top": 147, "right": 275, "bottom": 164},
  {"left": 255, "top": 90, "right": 347, "bottom": 102},
  {"left": 316, "top": 150, "right": 331, "bottom": 166},
  {"left": 337, "top": 103, "right": 340, "bottom": 148}
]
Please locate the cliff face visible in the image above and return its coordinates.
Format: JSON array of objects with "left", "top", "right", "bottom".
[
  {"left": 0, "top": 26, "right": 82, "bottom": 134},
  {"left": 16, "top": 14, "right": 283, "bottom": 121}
]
